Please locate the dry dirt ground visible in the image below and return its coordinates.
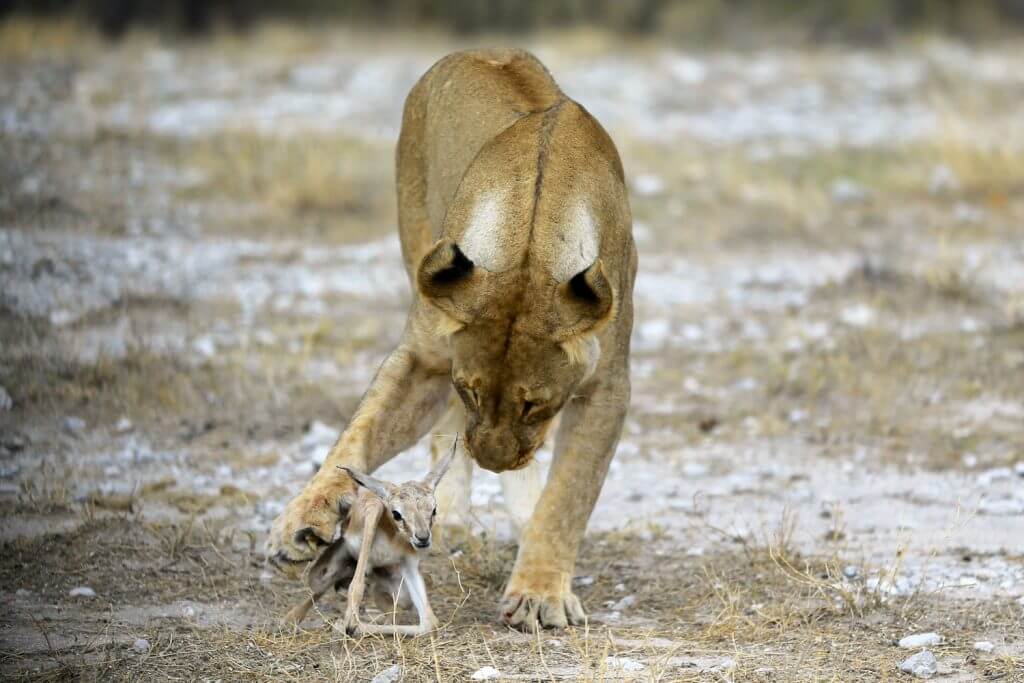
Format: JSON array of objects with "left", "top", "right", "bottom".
[{"left": 2, "top": 20, "right": 1024, "bottom": 682}]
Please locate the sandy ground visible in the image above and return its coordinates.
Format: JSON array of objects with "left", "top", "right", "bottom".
[{"left": 1, "top": 23, "right": 1023, "bottom": 681}]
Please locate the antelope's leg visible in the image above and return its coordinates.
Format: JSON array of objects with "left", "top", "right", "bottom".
[
  {"left": 339, "top": 500, "right": 383, "bottom": 635},
  {"left": 357, "top": 559, "right": 436, "bottom": 637}
]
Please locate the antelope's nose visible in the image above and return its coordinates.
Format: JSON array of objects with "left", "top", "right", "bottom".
[{"left": 413, "top": 533, "right": 430, "bottom": 548}]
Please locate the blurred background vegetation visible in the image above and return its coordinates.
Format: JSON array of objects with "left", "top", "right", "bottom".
[{"left": 4, "top": 0, "right": 1024, "bottom": 43}]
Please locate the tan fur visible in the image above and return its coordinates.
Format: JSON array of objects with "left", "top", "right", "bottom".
[
  {"left": 269, "top": 49, "right": 636, "bottom": 631},
  {"left": 282, "top": 447, "right": 455, "bottom": 636}
]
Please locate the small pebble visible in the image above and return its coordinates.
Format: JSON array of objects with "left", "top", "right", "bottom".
[
  {"left": 192, "top": 336, "right": 217, "bottom": 358},
  {"left": 0, "top": 386, "right": 12, "bottom": 411},
  {"left": 610, "top": 595, "right": 636, "bottom": 611},
  {"left": 69, "top": 586, "right": 96, "bottom": 598},
  {"left": 573, "top": 575, "right": 595, "bottom": 587},
  {"left": 613, "top": 582, "right": 626, "bottom": 592},
  {"left": 133, "top": 638, "right": 150, "bottom": 654},
  {"left": 843, "top": 565, "right": 859, "bottom": 579},
  {"left": 370, "top": 664, "right": 402, "bottom": 683},
  {"left": 633, "top": 173, "right": 665, "bottom": 196},
  {"left": 605, "top": 656, "right": 645, "bottom": 672},
  {"left": 899, "top": 651, "right": 937, "bottom": 679},
  {"left": 973, "top": 641, "right": 994, "bottom": 653},
  {"left": 470, "top": 666, "right": 501, "bottom": 680},
  {"left": 114, "top": 417, "right": 133, "bottom": 433},
  {"left": 831, "top": 178, "right": 869, "bottom": 203},
  {"left": 63, "top": 416, "right": 86, "bottom": 436},
  {"left": 899, "top": 633, "right": 943, "bottom": 649}
]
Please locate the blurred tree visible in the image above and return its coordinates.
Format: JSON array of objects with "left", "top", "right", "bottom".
[{"left": 3, "top": 0, "right": 1024, "bottom": 40}]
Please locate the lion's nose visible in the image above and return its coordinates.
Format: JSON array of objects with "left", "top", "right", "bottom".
[{"left": 468, "top": 429, "right": 525, "bottom": 473}]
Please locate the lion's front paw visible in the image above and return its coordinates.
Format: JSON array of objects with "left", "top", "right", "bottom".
[
  {"left": 501, "top": 572, "right": 585, "bottom": 631},
  {"left": 266, "top": 483, "right": 344, "bottom": 575}
]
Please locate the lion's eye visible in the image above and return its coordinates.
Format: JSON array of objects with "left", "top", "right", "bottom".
[
  {"left": 521, "top": 401, "right": 535, "bottom": 419},
  {"left": 392, "top": 510, "right": 403, "bottom": 522}
]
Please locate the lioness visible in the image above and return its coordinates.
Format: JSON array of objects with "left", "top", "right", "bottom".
[{"left": 269, "top": 49, "right": 636, "bottom": 630}]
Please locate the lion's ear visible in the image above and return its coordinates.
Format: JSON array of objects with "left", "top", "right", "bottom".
[
  {"left": 554, "top": 259, "right": 614, "bottom": 340},
  {"left": 417, "top": 240, "right": 478, "bottom": 321}
]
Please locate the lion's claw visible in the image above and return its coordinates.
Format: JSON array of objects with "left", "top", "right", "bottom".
[
  {"left": 501, "top": 588, "right": 585, "bottom": 631},
  {"left": 267, "top": 483, "right": 346, "bottom": 575}
]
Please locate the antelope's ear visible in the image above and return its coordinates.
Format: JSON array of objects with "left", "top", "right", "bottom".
[
  {"left": 417, "top": 240, "right": 477, "bottom": 321},
  {"left": 424, "top": 435, "right": 458, "bottom": 490},
  {"left": 554, "top": 259, "right": 614, "bottom": 340},
  {"left": 338, "top": 466, "right": 392, "bottom": 500}
]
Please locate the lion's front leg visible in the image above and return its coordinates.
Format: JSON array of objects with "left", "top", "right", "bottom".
[
  {"left": 268, "top": 343, "right": 450, "bottom": 570},
  {"left": 501, "top": 373, "right": 629, "bottom": 630}
]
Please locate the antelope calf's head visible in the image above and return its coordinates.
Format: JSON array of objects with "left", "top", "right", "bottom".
[{"left": 339, "top": 439, "right": 457, "bottom": 551}]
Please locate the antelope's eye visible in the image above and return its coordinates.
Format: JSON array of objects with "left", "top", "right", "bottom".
[
  {"left": 431, "top": 507, "right": 437, "bottom": 518},
  {"left": 392, "top": 510, "right": 403, "bottom": 522}
]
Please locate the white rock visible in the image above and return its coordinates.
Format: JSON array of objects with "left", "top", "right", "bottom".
[
  {"left": 613, "top": 582, "right": 626, "bottom": 592},
  {"left": 843, "top": 565, "right": 859, "bottom": 579},
  {"left": 953, "top": 202, "right": 984, "bottom": 224},
  {"left": 0, "top": 386, "right": 11, "bottom": 411},
  {"left": 709, "top": 657, "right": 737, "bottom": 672},
  {"left": 633, "top": 173, "right": 665, "bottom": 196},
  {"left": 470, "top": 666, "right": 501, "bottom": 680},
  {"left": 133, "top": 638, "right": 150, "bottom": 654},
  {"left": 831, "top": 178, "right": 868, "bottom": 203},
  {"left": 605, "top": 656, "right": 645, "bottom": 672},
  {"left": 899, "top": 651, "right": 938, "bottom": 679},
  {"left": 1015, "top": 462, "right": 1024, "bottom": 477},
  {"left": 370, "top": 665, "right": 402, "bottom": 683},
  {"left": 682, "top": 462, "right": 709, "bottom": 478},
  {"left": 980, "top": 498, "right": 1024, "bottom": 516},
  {"left": 928, "top": 164, "right": 960, "bottom": 195},
  {"left": 69, "top": 586, "right": 96, "bottom": 598},
  {"left": 978, "top": 467, "right": 1013, "bottom": 487},
  {"left": 611, "top": 595, "right": 636, "bottom": 611},
  {"left": 192, "top": 336, "right": 217, "bottom": 357},
  {"left": 302, "top": 420, "right": 340, "bottom": 466},
  {"left": 63, "top": 416, "right": 86, "bottom": 435},
  {"left": 115, "top": 417, "right": 134, "bottom": 433},
  {"left": 839, "top": 304, "right": 875, "bottom": 327},
  {"left": 899, "top": 633, "right": 943, "bottom": 649},
  {"left": 573, "top": 575, "right": 595, "bottom": 587},
  {"left": 973, "top": 641, "right": 994, "bottom": 653}
]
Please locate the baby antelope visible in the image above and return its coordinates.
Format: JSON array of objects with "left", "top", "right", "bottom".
[{"left": 283, "top": 438, "right": 456, "bottom": 636}]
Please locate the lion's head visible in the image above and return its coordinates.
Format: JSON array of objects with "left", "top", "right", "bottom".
[{"left": 417, "top": 239, "right": 613, "bottom": 472}]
